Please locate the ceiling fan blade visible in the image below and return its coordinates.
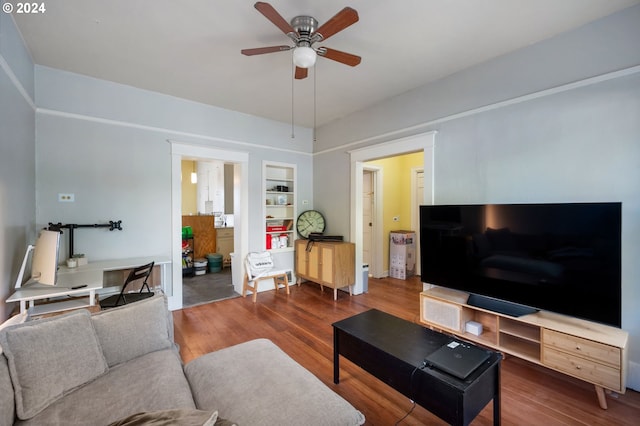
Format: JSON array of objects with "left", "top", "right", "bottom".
[
  {"left": 314, "top": 7, "right": 359, "bottom": 41},
  {"left": 254, "top": 2, "right": 296, "bottom": 36},
  {"left": 241, "top": 45, "right": 291, "bottom": 56},
  {"left": 318, "top": 47, "right": 361, "bottom": 66},
  {"left": 295, "top": 67, "right": 308, "bottom": 80}
]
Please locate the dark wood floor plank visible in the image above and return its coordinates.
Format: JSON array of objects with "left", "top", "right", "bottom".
[{"left": 173, "top": 276, "right": 640, "bottom": 425}]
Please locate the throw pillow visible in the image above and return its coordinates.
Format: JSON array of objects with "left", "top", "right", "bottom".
[
  {"left": 0, "top": 310, "right": 108, "bottom": 419},
  {"left": 91, "top": 292, "right": 173, "bottom": 367},
  {"left": 108, "top": 409, "right": 237, "bottom": 426}
]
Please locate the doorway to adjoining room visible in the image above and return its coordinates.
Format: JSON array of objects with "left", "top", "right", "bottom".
[
  {"left": 181, "top": 159, "right": 240, "bottom": 307},
  {"left": 362, "top": 152, "right": 424, "bottom": 280}
]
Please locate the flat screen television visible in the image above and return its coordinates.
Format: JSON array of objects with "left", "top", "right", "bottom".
[{"left": 419, "top": 202, "right": 621, "bottom": 327}]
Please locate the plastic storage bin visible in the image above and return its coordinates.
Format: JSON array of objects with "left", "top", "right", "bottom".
[
  {"left": 206, "top": 253, "right": 223, "bottom": 273},
  {"left": 194, "top": 258, "right": 208, "bottom": 275}
]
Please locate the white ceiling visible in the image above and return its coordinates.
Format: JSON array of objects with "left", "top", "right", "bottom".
[{"left": 12, "top": 0, "right": 640, "bottom": 128}]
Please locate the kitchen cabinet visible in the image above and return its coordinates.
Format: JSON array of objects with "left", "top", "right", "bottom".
[
  {"left": 216, "top": 227, "right": 234, "bottom": 267},
  {"left": 182, "top": 215, "right": 216, "bottom": 258}
]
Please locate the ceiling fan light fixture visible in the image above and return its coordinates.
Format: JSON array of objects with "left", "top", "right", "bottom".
[{"left": 293, "top": 46, "right": 316, "bottom": 68}]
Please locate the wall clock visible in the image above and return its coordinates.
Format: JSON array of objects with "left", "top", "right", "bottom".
[{"left": 296, "top": 210, "right": 326, "bottom": 238}]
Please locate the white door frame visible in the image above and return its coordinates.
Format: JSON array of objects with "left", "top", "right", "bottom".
[
  {"left": 349, "top": 131, "right": 436, "bottom": 293},
  {"left": 410, "top": 167, "right": 424, "bottom": 276},
  {"left": 169, "top": 141, "right": 249, "bottom": 311}
]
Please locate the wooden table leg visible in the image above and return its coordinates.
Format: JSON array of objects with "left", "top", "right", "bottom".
[
  {"left": 494, "top": 361, "right": 501, "bottom": 425},
  {"left": 595, "top": 385, "right": 608, "bottom": 409},
  {"left": 333, "top": 329, "right": 340, "bottom": 384}
]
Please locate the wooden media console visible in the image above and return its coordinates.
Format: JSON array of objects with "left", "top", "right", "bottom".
[{"left": 420, "top": 287, "right": 628, "bottom": 409}]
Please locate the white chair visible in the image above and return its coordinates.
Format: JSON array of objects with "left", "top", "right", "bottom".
[{"left": 242, "top": 251, "right": 290, "bottom": 303}]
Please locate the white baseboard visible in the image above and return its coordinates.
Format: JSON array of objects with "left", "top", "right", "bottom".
[{"left": 627, "top": 360, "right": 640, "bottom": 392}]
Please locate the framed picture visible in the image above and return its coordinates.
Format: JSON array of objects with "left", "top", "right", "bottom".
[{"left": 277, "top": 195, "right": 287, "bottom": 205}]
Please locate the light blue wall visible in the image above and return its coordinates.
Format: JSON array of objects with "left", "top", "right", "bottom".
[
  {"left": 34, "top": 66, "right": 314, "bottom": 263},
  {"left": 313, "top": 5, "right": 640, "bottom": 389},
  {"left": 0, "top": 10, "right": 35, "bottom": 320},
  {"left": 316, "top": 5, "right": 640, "bottom": 148}
]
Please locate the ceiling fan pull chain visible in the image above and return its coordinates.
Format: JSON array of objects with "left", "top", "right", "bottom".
[
  {"left": 291, "top": 59, "right": 295, "bottom": 139},
  {"left": 313, "top": 65, "right": 317, "bottom": 142}
]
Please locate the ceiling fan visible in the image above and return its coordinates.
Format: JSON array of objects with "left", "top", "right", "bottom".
[{"left": 241, "top": 2, "right": 361, "bottom": 80}]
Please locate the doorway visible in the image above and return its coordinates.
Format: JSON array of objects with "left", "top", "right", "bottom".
[
  {"left": 169, "top": 141, "right": 249, "bottom": 311},
  {"left": 349, "top": 131, "right": 436, "bottom": 293},
  {"left": 181, "top": 159, "right": 239, "bottom": 307}
]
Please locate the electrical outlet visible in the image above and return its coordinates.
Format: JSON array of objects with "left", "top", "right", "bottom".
[
  {"left": 302, "top": 200, "right": 309, "bottom": 205},
  {"left": 58, "top": 193, "right": 75, "bottom": 202}
]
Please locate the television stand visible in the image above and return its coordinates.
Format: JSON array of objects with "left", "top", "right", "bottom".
[
  {"left": 467, "top": 293, "right": 538, "bottom": 317},
  {"left": 420, "top": 286, "right": 628, "bottom": 410}
]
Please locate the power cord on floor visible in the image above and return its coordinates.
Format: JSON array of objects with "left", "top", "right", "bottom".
[{"left": 394, "top": 360, "right": 427, "bottom": 425}]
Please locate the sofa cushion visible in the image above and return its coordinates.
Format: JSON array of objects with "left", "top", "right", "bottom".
[
  {"left": 184, "top": 338, "right": 365, "bottom": 426},
  {"left": 0, "top": 354, "right": 15, "bottom": 426},
  {"left": 0, "top": 311, "right": 26, "bottom": 425},
  {"left": 92, "top": 292, "right": 174, "bottom": 367},
  {"left": 19, "top": 348, "right": 196, "bottom": 426},
  {"left": 0, "top": 309, "right": 108, "bottom": 420}
]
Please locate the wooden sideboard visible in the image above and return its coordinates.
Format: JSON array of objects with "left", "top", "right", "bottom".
[{"left": 295, "top": 239, "right": 355, "bottom": 300}]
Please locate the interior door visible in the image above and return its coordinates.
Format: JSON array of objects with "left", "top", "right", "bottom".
[{"left": 362, "top": 170, "right": 374, "bottom": 271}]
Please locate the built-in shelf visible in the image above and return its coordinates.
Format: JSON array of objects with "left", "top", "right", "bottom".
[{"left": 264, "top": 162, "right": 296, "bottom": 252}]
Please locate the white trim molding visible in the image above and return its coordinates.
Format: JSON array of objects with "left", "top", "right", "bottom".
[{"left": 0, "top": 53, "right": 35, "bottom": 110}]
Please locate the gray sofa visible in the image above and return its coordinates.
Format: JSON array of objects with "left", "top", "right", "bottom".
[{"left": 0, "top": 294, "right": 365, "bottom": 426}]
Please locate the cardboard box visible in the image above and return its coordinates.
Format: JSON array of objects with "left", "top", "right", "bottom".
[{"left": 389, "top": 231, "right": 416, "bottom": 280}]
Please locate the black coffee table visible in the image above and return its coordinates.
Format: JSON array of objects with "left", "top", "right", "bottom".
[{"left": 333, "top": 309, "right": 501, "bottom": 426}]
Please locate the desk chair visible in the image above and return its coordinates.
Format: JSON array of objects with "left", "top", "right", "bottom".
[
  {"left": 242, "top": 252, "right": 290, "bottom": 303},
  {"left": 101, "top": 261, "right": 155, "bottom": 308}
]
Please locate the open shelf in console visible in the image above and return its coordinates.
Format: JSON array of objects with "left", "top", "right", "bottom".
[
  {"left": 462, "top": 307, "right": 498, "bottom": 346},
  {"left": 499, "top": 317, "right": 541, "bottom": 361}
]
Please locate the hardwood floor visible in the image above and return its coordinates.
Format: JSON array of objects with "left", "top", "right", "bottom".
[{"left": 173, "top": 276, "right": 640, "bottom": 425}]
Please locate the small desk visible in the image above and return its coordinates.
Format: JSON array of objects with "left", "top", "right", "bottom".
[
  {"left": 7, "top": 256, "right": 170, "bottom": 316},
  {"left": 333, "top": 309, "right": 501, "bottom": 426}
]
